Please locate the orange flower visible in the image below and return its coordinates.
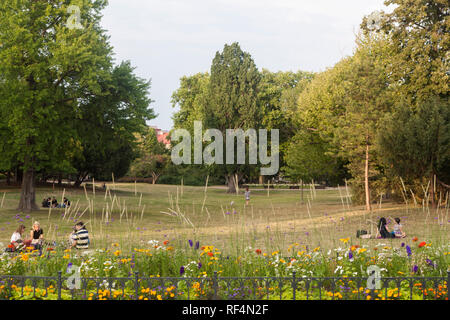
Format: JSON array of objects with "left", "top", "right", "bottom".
[
  {"left": 163, "top": 240, "right": 169, "bottom": 245},
  {"left": 46, "top": 248, "right": 54, "bottom": 251},
  {"left": 418, "top": 241, "right": 426, "bottom": 248},
  {"left": 207, "top": 252, "right": 214, "bottom": 257},
  {"left": 255, "top": 249, "right": 262, "bottom": 255},
  {"left": 412, "top": 237, "right": 418, "bottom": 242}
]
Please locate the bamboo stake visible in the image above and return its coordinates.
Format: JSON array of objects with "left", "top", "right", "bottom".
[{"left": 1, "top": 192, "right": 5, "bottom": 208}]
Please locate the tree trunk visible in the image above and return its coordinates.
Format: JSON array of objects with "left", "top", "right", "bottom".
[
  {"left": 6, "top": 171, "right": 11, "bottom": 186},
  {"left": 151, "top": 172, "right": 159, "bottom": 185},
  {"left": 73, "top": 172, "right": 88, "bottom": 188},
  {"left": 365, "top": 143, "right": 371, "bottom": 212},
  {"left": 15, "top": 167, "right": 23, "bottom": 184},
  {"left": 301, "top": 179, "right": 304, "bottom": 204},
  {"left": 430, "top": 173, "right": 436, "bottom": 209},
  {"left": 17, "top": 168, "right": 39, "bottom": 212},
  {"left": 226, "top": 174, "right": 236, "bottom": 193},
  {"left": 58, "top": 173, "right": 62, "bottom": 186}
]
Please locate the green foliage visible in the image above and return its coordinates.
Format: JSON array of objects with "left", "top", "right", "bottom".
[{"left": 378, "top": 96, "right": 450, "bottom": 185}]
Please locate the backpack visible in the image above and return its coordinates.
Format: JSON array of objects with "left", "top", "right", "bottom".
[{"left": 356, "top": 230, "right": 368, "bottom": 238}]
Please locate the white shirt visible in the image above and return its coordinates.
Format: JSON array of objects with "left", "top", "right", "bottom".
[{"left": 11, "top": 232, "right": 22, "bottom": 243}]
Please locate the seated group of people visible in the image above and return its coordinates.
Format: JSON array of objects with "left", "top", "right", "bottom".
[
  {"left": 7, "top": 220, "right": 89, "bottom": 252},
  {"left": 42, "top": 197, "right": 71, "bottom": 208},
  {"left": 377, "top": 217, "right": 406, "bottom": 239},
  {"left": 358, "top": 217, "right": 406, "bottom": 239}
]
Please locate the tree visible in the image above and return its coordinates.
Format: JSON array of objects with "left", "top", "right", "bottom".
[
  {"left": 258, "top": 69, "right": 315, "bottom": 176},
  {"left": 363, "top": 0, "right": 449, "bottom": 103},
  {"left": 171, "top": 73, "right": 209, "bottom": 131},
  {"left": 331, "top": 37, "right": 393, "bottom": 211},
  {"left": 72, "top": 61, "right": 155, "bottom": 186},
  {"left": 128, "top": 127, "right": 170, "bottom": 184},
  {"left": 378, "top": 97, "right": 450, "bottom": 208},
  {"left": 205, "top": 42, "right": 262, "bottom": 193},
  {"left": 0, "top": 0, "right": 113, "bottom": 211}
]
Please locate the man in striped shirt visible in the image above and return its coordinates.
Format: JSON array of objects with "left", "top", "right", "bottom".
[{"left": 71, "top": 222, "right": 90, "bottom": 249}]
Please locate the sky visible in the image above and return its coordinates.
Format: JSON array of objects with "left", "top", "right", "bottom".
[{"left": 101, "top": 0, "right": 390, "bottom": 131}]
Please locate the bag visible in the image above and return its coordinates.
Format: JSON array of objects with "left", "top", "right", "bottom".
[{"left": 356, "top": 230, "right": 368, "bottom": 238}]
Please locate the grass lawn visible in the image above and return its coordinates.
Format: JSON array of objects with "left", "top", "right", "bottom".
[{"left": 0, "top": 182, "right": 448, "bottom": 255}]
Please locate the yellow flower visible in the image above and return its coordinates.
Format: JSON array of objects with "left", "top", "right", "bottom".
[
  {"left": 63, "top": 255, "right": 70, "bottom": 259},
  {"left": 157, "top": 295, "right": 162, "bottom": 300},
  {"left": 357, "top": 248, "right": 367, "bottom": 254},
  {"left": 272, "top": 251, "right": 279, "bottom": 256},
  {"left": 114, "top": 250, "right": 121, "bottom": 256},
  {"left": 339, "top": 238, "right": 350, "bottom": 243},
  {"left": 21, "top": 254, "right": 29, "bottom": 262}
]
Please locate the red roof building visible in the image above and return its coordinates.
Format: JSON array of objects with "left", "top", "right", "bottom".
[{"left": 151, "top": 126, "right": 171, "bottom": 148}]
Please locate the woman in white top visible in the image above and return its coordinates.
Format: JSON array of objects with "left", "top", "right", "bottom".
[{"left": 10, "top": 224, "right": 31, "bottom": 250}]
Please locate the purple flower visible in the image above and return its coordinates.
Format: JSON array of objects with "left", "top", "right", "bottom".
[
  {"left": 401, "top": 242, "right": 405, "bottom": 247},
  {"left": 426, "top": 259, "right": 435, "bottom": 268},
  {"left": 188, "top": 240, "right": 193, "bottom": 247},
  {"left": 25, "top": 215, "right": 30, "bottom": 219},
  {"left": 412, "top": 265, "right": 418, "bottom": 273},
  {"left": 198, "top": 262, "right": 202, "bottom": 269},
  {"left": 225, "top": 212, "right": 231, "bottom": 215},
  {"left": 180, "top": 266, "right": 185, "bottom": 275},
  {"left": 348, "top": 251, "right": 353, "bottom": 260},
  {"left": 66, "top": 262, "right": 73, "bottom": 273},
  {"left": 195, "top": 241, "right": 200, "bottom": 250},
  {"left": 406, "top": 245, "right": 412, "bottom": 257}
]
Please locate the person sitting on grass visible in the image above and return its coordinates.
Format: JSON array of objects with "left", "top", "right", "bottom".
[
  {"left": 391, "top": 217, "right": 406, "bottom": 238},
  {"left": 9, "top": 224, "right": 30, "bottom": 251},
  {"left": 71, "top": 222, "right": 89, "bottom": 250},
  {"left": 377, "top": 217, "right": 395, "bottom": 239},
  {"left": 42, "top": 197, "right": 51, "bottom": 208},
  {"left": 64, "top": 197, "right": 71, "bottom": 207},
  {"left": 51, "top": 197, "right": 58, "bottom": 208},
  {"left": 30, "top": 221, "right": 44, "bottom": 250}
]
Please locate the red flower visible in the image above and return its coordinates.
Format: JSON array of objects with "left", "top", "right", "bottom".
[
  {"left": 418, "top": 242, "right": 426, "bottom": 248},
  {"left": 255, "top": 249, "right": 262, "bottom": 255},
  {"left": 412, "top": 237, "right": 418, "bottom": 242},
  {"left": 46, "top": 248, "right": 54, "bottom": 251},
  {"left": 8, "top": 244, "right": 14, "bottom": 249},
  {"left": 163, "top": 240, "right": 169, "bottom": 245},
  {"left": 207, "top": 252, "right": 214, "bottom": 257}
]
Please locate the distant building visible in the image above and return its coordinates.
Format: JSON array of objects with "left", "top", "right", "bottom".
[{"left": 150, "top": 126, "right": 171, "bottom": 149}]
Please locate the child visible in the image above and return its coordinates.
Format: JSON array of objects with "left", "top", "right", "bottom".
[
  {"left": 244, "top": 187, "right": 250, "bottom": 205},
  {"left": 392, "top": 217, "right": 406, "bottom": 238}
]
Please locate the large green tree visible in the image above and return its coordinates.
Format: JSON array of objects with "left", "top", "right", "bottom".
[
  {"left": 0, "top": 0, "right": 111, "bottom": 211},
  {"left": 72, "top": 61, "right": 155, "bottom": 186},
  {"left": 378, "top": 97, "right": 450, "bottom": 208},
  {"left": 205, "top": 43, "right": 262, "bottom": 193},
  {"left": 363, "top": 0, "right": 449, "bottom": 102}
]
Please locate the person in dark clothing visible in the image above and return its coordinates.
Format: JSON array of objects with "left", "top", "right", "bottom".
[
  {"left": 42, "top": 198, "right": 50, "bottom": 208},
  {"left": 51, "top": 197, "right": 58, "bottom": 208},
  {"left": 377, "top": 217, "right": 395, "bottom": 239}
]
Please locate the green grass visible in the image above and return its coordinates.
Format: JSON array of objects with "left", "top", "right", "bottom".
[{"left": 0, "top": 182, "right": 448, "bottom": 256}]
